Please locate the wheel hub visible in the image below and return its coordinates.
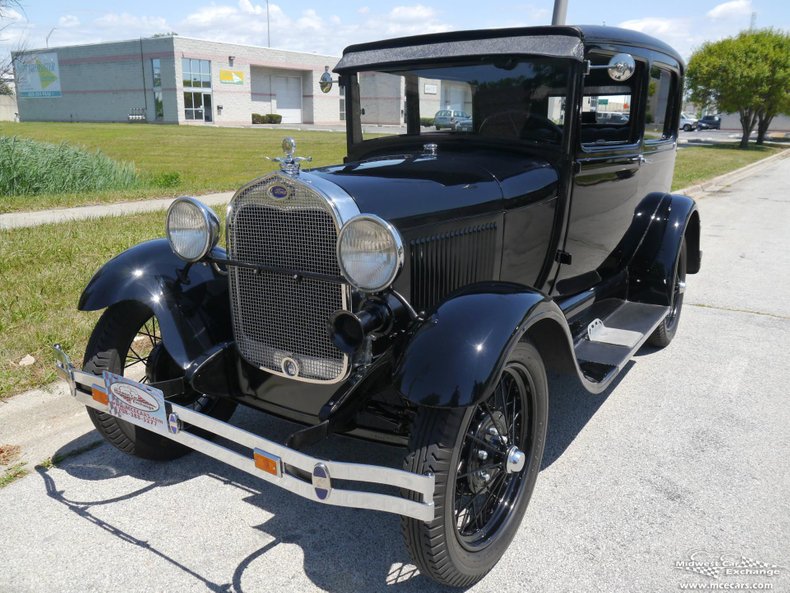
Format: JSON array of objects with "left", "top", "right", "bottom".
[{"left": 467, "top": 410, "right": 507, "bottom": 493}]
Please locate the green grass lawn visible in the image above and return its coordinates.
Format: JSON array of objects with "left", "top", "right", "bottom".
[
  {"left": 672, "top": 143, "right": 781, "bottom": 190},
  {"left": 0, "top": 122, "right": 783, "bottom": 212},
  {"left": 0, "top": 123, "right": 349, "bottom": 213}
]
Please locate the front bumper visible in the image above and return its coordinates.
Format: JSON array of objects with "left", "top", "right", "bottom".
[{"left": 53, "top": 345, "right": 435, "bottom": 522}]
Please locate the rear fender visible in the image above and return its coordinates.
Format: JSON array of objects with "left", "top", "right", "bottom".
[
  {"left": 78, "top": 239, "right": 231, "bottom": 369},
  {"left": 628, "top": 194, "right": 700, "bottom": 306},
  {"left": 393, "top": 282, "right": 572, "bottom": 407}
]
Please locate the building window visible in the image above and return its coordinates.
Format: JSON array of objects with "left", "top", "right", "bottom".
[
  {"left": 182, "top": 58, "right": 211, "bottom": 121},
  {"left": 339, "top": 85, "right": 346, "bottom": 121},
  {"left": 183, "top": 58, "right": 211, "bottom": 89},
  {"left": 151, "top": 59, "right": 163, "bottom": 120},
  {"left": 152, "top": 58, "right": 161, "bottom": 88},
  {"left": 153, "top": 91, "right": 164, "bottom": 120}
]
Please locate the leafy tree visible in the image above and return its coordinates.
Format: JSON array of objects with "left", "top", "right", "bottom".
[
  {"left": 687, "top": 29, "right": 790, "bottom": 149},
  {"left": 752, "top": 30, "right": 790, "bottom": 144},
  {"left": 1, "top": 1, "right": 23, "bottom": 95}
]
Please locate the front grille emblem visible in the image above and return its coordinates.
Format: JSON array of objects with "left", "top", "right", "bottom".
[
  {"left": 282, "top": 357, "right": 300, "bottom": 377},
  {"left": 269, "top": 185, "right": 290, "bottom": 200}
]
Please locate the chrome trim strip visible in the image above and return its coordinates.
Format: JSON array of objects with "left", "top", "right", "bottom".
[{"left": 56, "top": 351, "right": 435, "bottom": 522}]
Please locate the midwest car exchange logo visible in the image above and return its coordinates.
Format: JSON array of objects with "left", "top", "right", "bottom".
[{"left": 675, "top": 550, "right": 783, "bottom": 579}]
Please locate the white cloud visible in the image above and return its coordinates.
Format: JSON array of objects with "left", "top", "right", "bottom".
[
  {"left": 175, "top": 2, "right": 452, "bottom": 55},
  {"left": 94, "top": 12, "right": 171, "bottom": 33},
  {"left": 388, "top": 5, "right": 436, "bottom": 22},
  {"left": 57, "top": 15, "right": 80, "bottom": 28},
  {"left": 707, "top": 0, "right": 752, "bottom": 19},
  {"left": 619, "top": 17, "right": 686, "bottom": 36}
]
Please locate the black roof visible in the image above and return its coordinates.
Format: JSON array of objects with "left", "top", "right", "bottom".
[{"left": 334, "top": 25, "right": 683, "bottom": 73}]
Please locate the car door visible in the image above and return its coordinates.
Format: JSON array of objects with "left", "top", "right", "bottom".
[{"left": 552, "top": 52, "right": 646, "bottom": 296}]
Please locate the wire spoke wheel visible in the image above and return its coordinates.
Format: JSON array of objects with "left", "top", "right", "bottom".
[
  {"left": 401, "top": 341, "right": 548, "bottom": 587},
  {"left": 453, "top": 366, "right": 531, "bottom": 549}
]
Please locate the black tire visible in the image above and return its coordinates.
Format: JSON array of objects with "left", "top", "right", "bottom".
[
  {"left": 401, "top": 341, "right": 548, "bottom": 587},
  {"left": 435, "top": 125, "right": 441, "bottom": 130},
  {"left": 647, "top": 238, "right": 687, "bottom": 348},
  {"left": 83, "top": 301, "right": 236, "bottom": 461},
  {"left": 683, "top": 124, "right": 692, "bottom": 131}
]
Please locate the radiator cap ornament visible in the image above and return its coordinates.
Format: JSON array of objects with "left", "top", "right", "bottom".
[{"left": 268, "top": 136, "right": 312, "bottom": 175}]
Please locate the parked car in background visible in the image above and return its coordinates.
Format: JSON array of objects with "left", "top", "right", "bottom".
[
  {"left": 697, "top": 114, "right": 721, "bottom": 130},
  {"left": 54, "top": 25, "right": 701, "bottom": 589},
  {"left": 453, "top": 114, "right": 473, "bottom": 132},
  {"left": 434, "top": 109, "right": 470, "bottom": 130},
  {"left": 680, "top": 112, "right": 698, "bottom": 131}
]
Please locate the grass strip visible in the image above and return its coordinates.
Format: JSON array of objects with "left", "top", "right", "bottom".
[{"left": 0, "top": 462, "right": 28, "bottom": 488}]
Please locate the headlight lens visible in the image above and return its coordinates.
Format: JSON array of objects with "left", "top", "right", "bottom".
[
  {"left": 337, "top": 214, "right": 404, "bottom": 292},
  {"left": 166, "top": 197, "right": 219, "bottom": 262}
]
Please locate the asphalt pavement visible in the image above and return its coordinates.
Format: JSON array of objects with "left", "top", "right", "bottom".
[{"left": 1, "top": 158, "right": 789, "bottom": 592}]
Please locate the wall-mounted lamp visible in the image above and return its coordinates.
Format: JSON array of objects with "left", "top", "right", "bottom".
[
  {"left": 228, "top": 56, "right": 235, "bottom": 66},
  {"left": 217, "top": 105, "right": 223, "bottom": 115}
]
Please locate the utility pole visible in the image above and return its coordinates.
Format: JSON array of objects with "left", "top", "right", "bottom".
[
  {"left": 552, "top": 0, "right": 568, "bottom": 25},
  {"left": 749, "top": 11, "right": 757, "bottom": 30},
  {"left": 266, "top": 0, "right": 271, "bottom": 47}
]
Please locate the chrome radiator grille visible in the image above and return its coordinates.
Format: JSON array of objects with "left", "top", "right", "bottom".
[{"left": 227, "top": 174, "right": 348, "bottom": 383}]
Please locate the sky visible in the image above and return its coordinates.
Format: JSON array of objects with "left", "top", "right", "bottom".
[{"left": 1, "top": 0, "right": 788, "bottom": 61}]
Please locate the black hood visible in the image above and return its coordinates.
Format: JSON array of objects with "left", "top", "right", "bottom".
[{"left": 311, "top": 150, "right": 558, "bottom": 230}]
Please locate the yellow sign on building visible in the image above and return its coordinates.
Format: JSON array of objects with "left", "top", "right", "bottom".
[{"left": 219, "top": 69, "right": 244, "bottom": 85}]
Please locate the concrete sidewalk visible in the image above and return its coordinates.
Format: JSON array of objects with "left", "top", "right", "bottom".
[{"left": 0, "top": 191, "right": 234, "bottom": 230}]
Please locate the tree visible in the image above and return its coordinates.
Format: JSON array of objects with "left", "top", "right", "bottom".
[
  {"left": 752, "top": 30, "right": 790, "bottom": 144},
  {"left": 687, "top": 29, "right": 790, "bottom": 149},
  {"left": 1, "top": 1, "right": 23, "bottom": 95}
]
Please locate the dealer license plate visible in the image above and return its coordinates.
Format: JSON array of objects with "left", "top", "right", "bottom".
[{"left": 103, "top": 371, "right": 168, "bottom": 434}]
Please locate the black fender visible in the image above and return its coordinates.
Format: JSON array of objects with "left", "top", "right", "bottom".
[
  {"left": 78, "top": 239, "right": 231, "bottom": 369},
  {"left": 627, "top": 193, "right": 700, "bottom": 306},
  {"left": 393, "top": 282, "right": 571, "bottom": 408}
]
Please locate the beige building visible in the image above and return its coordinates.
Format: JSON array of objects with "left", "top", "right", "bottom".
[{"left": 13, "top": 36, "right": 342, "bottom": 126}]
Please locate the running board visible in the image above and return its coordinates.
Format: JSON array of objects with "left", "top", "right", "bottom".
[{"left": 574, "top": 301, "right": 669, "bottom": 383}]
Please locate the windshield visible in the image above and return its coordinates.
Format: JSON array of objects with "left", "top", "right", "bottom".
[{"left": 348, "top": 57, "right": 571, "bottom": 147}]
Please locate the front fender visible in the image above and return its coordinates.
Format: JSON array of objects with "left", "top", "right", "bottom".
[
  {"left": 628, "top": 193, "right": 700, "bottom": 306},
  {"left": 79, "top": 239, "right": 231, "bottom": 369},
  {"left": 393, "top": 282, "right": 560, "bottom": 408}
]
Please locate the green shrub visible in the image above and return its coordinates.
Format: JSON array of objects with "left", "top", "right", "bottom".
[
  {"left": 251, "top": 113, "right": 282, "bottom": 124},
  {"left": 420, "top": 117, "right": 435, "bottom": 127},
  {"left": 0, "top": 136, "right": 140, "bottom": 195}
]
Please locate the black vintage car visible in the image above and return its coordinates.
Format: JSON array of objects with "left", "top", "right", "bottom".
[{"left": 55, "top": 25, "right": 700, "bottom": 587}]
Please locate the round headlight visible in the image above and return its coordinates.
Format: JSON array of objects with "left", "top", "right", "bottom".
[
  {"left": 166, "top": 197, "right": 220, "bottom": 262},
  {"left": 337, "top": 214, "right": 404, "bottom": 292}
]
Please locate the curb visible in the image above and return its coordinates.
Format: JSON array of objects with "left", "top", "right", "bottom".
[{"left": 675, "top": 148, "right": 790, "bottom": 199}]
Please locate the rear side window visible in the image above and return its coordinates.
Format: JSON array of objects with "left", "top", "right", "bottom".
[
  {"left": 580, "top": 55, "right": 639, "bottom": 147},
  {"left": 645, "top": 66, "right": 677, "bottom": 143}
]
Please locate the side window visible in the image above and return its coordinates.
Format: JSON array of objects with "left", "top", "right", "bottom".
[
  {"left": 580, "top": 55, "right": 639, "bottom": 147},
  {"left": 645, "top": 66, "right": 676, "bottom": 142}
]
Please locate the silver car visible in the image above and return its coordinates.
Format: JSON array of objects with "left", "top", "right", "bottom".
[
  {"left": 680, "top": 112, "right": 698, "bottom": 131},
  {"left": 434, "top": 109, "right": 469, "bottom": 130}
]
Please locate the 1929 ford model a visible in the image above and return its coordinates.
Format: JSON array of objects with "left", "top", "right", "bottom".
[{"left": 54, "top": 26, "right": 700, "bottom": 587}]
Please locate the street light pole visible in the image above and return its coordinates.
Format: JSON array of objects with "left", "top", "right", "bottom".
[
  {"left": 552, "top": 0, "right": 568, "bottom": 25},
  {"left": 266, "top": 0, "right": 271, "bottom": 47},
  {"left": 46, "top": 27, "right": 57, "bottom": 48}
]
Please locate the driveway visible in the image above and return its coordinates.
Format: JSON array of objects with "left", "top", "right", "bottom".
[{"left": 1, "top": 158, "right": 788, "bottom": 593}]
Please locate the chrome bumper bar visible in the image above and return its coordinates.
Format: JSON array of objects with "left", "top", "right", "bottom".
[{"left": 53, "top": 345, "right": 435, "bottom": 522}]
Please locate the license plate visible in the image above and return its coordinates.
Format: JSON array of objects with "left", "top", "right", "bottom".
[{"left": 103, "top": 371, "right": 168, "bottom": 434}]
